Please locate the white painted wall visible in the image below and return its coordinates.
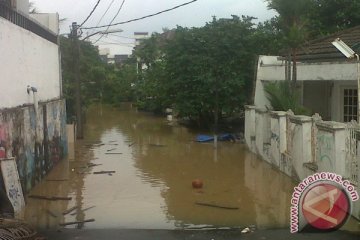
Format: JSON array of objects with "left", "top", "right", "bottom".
[
  {"left": 0, "top": 17, "right": 60, "bottom": 109},
  {"left": 257, "top": 55, "right": 359, "bottom": 82},
  {"left": 245, "top": 107, "right": 360, "bottom": 219},
  {"left": 15, "top": 0, "right": 29, "bottom": 16},
  {"left": 254, "top": 56, "right": 358, "bottom": 122},
  {"left": 30, "top": 13, "right": 59, "bottom": 35}
]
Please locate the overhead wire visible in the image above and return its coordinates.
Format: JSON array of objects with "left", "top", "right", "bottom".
[
  {"left": 79, "top": 0, "right": 102, "bottom": 28},
  {"left": 93, "top": 0, "right": 126, "bottom": 44},
  {"left": 81, "top": 0, "right": 198, "bottom": 30},
  {"left": 98, "top": 34, "right": 134, "bottom": 44},
  {"left": 96, "top": 0, "right": 116, "bottom": 26}
]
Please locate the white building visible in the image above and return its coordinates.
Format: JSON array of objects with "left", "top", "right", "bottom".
[
  {"left": 0, "top": 0, "right": 61, "bottom": 109},
  {"left": 254, "top": 26, "right": 360, "bottom": 123},
  {"left": 134, "top": 32, "right": 149, "bottom": 46},
  {"left": 0, "top": 0, "right": 67, "bottom": 193},
  {"left": 247, "top": 25, "right": 360, "bottom": 221}
]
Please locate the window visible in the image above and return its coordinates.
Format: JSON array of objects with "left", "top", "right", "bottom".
[{"left": 343, "top": 89, "right": 358, "bottom": 122}]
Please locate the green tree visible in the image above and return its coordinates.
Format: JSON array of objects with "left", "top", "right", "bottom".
[
  {"left": 60, "top": 36, "right": 136, "bottom": 121},
  {"left": 253, "top": 17, "right": 285, "bottom": 55},
  {"left": 308, "top": 0, "right": 360, "bottom": 36},
  {"left": 265, "top": 0, "right": 312, "bottom": 87}
]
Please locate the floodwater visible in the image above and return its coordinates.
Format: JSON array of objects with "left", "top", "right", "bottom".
[{"left": 19, "top": 104, "right": 354, "bottom": 231}]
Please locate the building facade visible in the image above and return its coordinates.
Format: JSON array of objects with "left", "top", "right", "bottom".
[{"left": 0, "top": 0, "right": 67, "bottom": 192}]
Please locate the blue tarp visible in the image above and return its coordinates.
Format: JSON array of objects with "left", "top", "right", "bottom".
[{"left": 196, "top": 134, "right": 234, "bottom": 142}]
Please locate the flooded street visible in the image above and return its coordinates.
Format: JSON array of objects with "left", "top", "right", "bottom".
[{"left": 22, "top": 104, "right": 297, "bottom": 230}]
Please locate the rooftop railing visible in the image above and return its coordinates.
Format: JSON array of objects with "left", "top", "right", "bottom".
[{"left": 0, "top": 2, "right": 58, "bottom": 44}]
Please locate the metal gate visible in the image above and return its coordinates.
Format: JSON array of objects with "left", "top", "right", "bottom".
[{"left": 345, "top": 120, "right": 359, "bottom": 186}]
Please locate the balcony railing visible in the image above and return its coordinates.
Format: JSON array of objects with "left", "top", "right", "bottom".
[{"left": 0, "top": 2, "right": 57, "bottom": 44}]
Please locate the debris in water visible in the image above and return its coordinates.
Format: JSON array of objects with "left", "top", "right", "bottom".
[
  {"left": 76, "top": 163, "right": 102, "bottom": 169},
  {"left": 93, "top": 171, "right": 116, "bottom": 175},
  {"left": 241, "top": 227, "right": 251, "bottom": 234},
  {"left": 28, "top": 195, "right": 72, "bottom": 201},
  {"left": 105, "top": 152, "right": 123, "bottom": 155},
  {"left": 46, "top": 210, "right": 57, "bottom": 218},
  {"left": 192, "top": 179, "right": 203, "bottom": 189},
  {"left": 195, "top": 202, "right": 239, "bottom": 210},
  {"left": 46, "top": 179, "right": 69, "bottom": 182},
  {"left": 62, "top": 206, "right": 78, "bottom": 215},
  {"left": 106, "top": 148, "right": 117, "bottom": 152},
  {"left": 70, "top": 206, "right": 96, "bottom": 216},
  {"left": 128, "top": 142, "right": 135, "bottom": 147},
  {"left": 59, "top": 219, "right": 95, "bottom": 227}
]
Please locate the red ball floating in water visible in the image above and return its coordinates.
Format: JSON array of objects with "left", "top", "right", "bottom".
[{"left": 192, "top": 179, "right": 203, "bottom": 189}]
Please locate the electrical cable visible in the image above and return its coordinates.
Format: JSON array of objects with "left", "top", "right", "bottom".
[
  {"left": 107, "top": 33, "right": 136, "bottom": 40},
  {"left": 96, "top": 0, "right": 116, "bottom": 26},
  {"left": 93, "top": 0, "right": 126, "bottom": 44},
  {"left": 81, "top": 0, "right": 198, "bottom": 30},
  {"left": 97, "top": 34, "right": 135, "bottom": 44},
  {"left": 79, "top": 0, "right": 102, "bottom": 27}
]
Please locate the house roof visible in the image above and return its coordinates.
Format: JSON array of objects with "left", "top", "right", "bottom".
[{"left": 296, "top": 25, "right": 360, "bottom": 62}]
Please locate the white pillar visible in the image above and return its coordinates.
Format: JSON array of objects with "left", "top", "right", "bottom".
[
  {"left": 255, "top": 108, "right": 268, "bottom": 159},
  {"left": 244, "top": 105, "right": 256, "bottom": 152},
  {"left": 288, "top": 115, "right": 312, "bottom": 180},
  {"left": 316, "top": 121, "right": 347, "bottom": 176},
  {"left": 269, "top": 111, "right": 287, "bottom": 167}
]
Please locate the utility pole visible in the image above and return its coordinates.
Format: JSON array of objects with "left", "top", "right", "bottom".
[{"left": 70, "top": 22, "right": 83, "bottom": 139}]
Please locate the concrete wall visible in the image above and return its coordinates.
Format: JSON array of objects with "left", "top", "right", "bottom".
[
  {"left": 30, "top": 13, "right": 60, "bottom": 35},
  {"left": 0, "top": 17, "right": 60, "bottom": 109},
  {"left": 256, "top": 55, "right": 359, "bottom": 82},
  {"left": 0, "top": 99, "right": 67, "bottom": 192},
  {"left": 245, "top": 106, "right": 360, "bottom": 219},
  {"left": 15, "top": 0, "right": 29, "bottom": 16},
  {"left": 254, "top": 56, "right": 358, "bottom": 123}
]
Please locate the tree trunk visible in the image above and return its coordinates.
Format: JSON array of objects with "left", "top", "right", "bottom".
[
  {"left": 285, "top": 52, "right": 291, "bottom": 81},
  {"left": 291, "top": 48, "right": 297, "bottom": 90}
]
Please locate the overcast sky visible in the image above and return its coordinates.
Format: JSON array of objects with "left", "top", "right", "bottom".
[{"left": 32, "top": 0, "right": 276, "bottom": 54}]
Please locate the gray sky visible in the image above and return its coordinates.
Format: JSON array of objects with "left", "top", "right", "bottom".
[{"left": 32, "top": 0, "right": 276, "bottom": 54}]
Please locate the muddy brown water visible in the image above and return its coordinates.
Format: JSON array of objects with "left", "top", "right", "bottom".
[{"left": 18, "top": 104, "right": 358, "bottom": 231}]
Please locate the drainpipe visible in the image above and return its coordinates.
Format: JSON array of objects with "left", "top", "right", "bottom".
[{"left": 27, "top": 86, "right": 40, "bottom": 141}]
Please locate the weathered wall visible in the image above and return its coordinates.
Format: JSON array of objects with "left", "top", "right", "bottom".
[
  {"left": 245, "top": 106, "right": 360, "bottom": 219},
  {"left": 14, "top": 0, "right": 29, "bottom": 16},
  {"left": 254, "top": 56, "right": 358, "bottom": 123},
  {"left": 0, "top": 17, "right": 60, "bottom": 109},
  {"left": 0, "top": 99, "right": 67, "bottom": 192},
  {"left": 30, "top": 13, "right": 59, "bottom": 35}
]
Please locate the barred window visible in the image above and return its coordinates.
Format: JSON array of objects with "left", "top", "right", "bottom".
[{"left": 344, "top": 89, "right": 358, "bottom": 122}]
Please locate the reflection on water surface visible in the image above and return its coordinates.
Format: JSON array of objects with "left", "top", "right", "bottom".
[{"left": 22, "top": 104, "right": 299, "bottom": 229}]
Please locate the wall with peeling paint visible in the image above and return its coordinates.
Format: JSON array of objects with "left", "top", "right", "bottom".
[
  {"left": 245, "top": 106, "right": 360, "bottom": 220},
  {"left": 0, "top": 99, "right": 67, "bottom": 192}
]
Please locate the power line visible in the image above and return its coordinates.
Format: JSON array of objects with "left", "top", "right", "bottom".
[
  {"left": 98, "top": 35, "right": 134, "bottom": 44},
  {"left": 96, "top": 0, "right": 116, "bottom": 26},
  {"left": 79, "top": 0, "right": 102, "bottom": 28},
  {"left": 107, "top": 33, "right": 136, "bottom": 40},
  {"left": 81, "top": 0, "right": 198, "bottom": 30},
  {"left": 93, "top": 0, "right": 126, "bottom": 44},
  {"left": 96, "top": 40, "right": 135, "bottom": 46}
]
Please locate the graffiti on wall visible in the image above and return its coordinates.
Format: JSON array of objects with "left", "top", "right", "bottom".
[
  {"left": 0, "top": 99, "right": 67, "bottom": 192},
  {"left": 0, "top": 124, "right": 8, "bottom": 158},
  {"left": 317, "top": 132, "right": 334, "bottom": 169},
  {"left": 0, "top": 158, "right": 25, "bottom": 213}
]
